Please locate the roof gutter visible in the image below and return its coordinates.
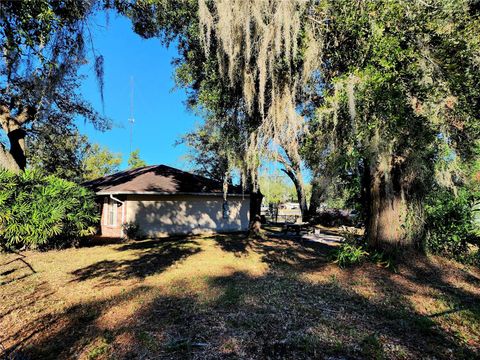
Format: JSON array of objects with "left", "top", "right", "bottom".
[{"left": 110, "top": 194, "right": 124, "bottom": 205}]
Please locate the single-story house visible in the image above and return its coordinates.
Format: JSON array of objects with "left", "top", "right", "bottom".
[{"left": 84, "top": 165, "right": 250, "bottom": 238}]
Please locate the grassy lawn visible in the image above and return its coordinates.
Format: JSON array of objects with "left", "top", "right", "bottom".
[{"left": 1, "top": 233, "right": 479, "bottom": 359}]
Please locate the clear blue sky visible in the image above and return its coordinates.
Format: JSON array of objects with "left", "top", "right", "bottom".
[{"left": 77, "top": 12, "right": 200, "bottom": 170}]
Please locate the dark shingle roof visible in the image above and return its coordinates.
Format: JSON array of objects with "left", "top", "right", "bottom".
[{"left": 83, "top": 165, "right": 246, "bottom": 196}]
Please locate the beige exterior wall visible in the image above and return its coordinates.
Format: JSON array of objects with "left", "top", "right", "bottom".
[{"left": 124, "top": 194, "right": 250, "bottom": 237}]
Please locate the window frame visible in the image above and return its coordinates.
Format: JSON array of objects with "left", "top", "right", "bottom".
[
  {"left": 222, "top": 200, "right": 230, "bottom": 220},
  {"left": 107, "top": 198, "right": 117, "bottom": 226}
]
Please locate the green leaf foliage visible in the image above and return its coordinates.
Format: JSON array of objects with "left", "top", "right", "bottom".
[
  {"left": 127, "top": 149, "right": 147, "bottom": 169},
  {"left": 118, "top": 1, "right": 480, "bottom": 251},
  {"left": 258, "top": 172, "right": 298, "bottom": 206},
  {"left": 424, "top": 188, "right": 480, "bottom": 265},
  {"left": 1, "top": 0, "right": 110, "bottom": 171},
  {"left": 0, "top": 169, "right": 99, "bottom": 250},
  {"left": 332, "top": 242, "right": 369, "bottom": 268},
  {"left": 82, "top": 143, "right": 122, "bottom": 181}
]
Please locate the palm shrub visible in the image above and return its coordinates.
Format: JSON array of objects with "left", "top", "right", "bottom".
[{"left": 0, "top": 169, "right": 99, "bottom": 250}]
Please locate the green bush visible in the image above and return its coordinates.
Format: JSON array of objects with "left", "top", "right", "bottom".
[
  {"left": 424, "top": 188, "right": 479, "bottom": 264},
  {"left": 122, "top": 221, "right": 144, "bottom": 240},
  {"left": 0, "top": 169, "right": 99, "bottom": 250},
  {"left": 332, "top": 241, "right": 369, "bottom": 268},
  {"left": 332, "top": 231, "right": 396, "bottom": 269}
]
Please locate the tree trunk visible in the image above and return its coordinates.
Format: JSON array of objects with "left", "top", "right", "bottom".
[
  {"left": 7, "top": 127, "right": 27, "bottom": 170},
  {"left": 294, "top": 175, "right": 308, "bottom": 222},
  {"left": 308, "top": 173, "right": 327, "bottom": 220},
  {"left": 249, "top": 187, "right": 263, "bottom": 237},
  {"left": 282, "top": 168, "right": 308, "bottom": 221},
  {"left": 360, "top": 158, "right": 371, "bottom": 226},
  {"left": 277, "top": 152, "right": 309, "bottom": 221},
  {"left": 0, "top": 144, "right": 21, "bottom": 173},
  {"left": 308, "top": 182, "right": 321, "bottom": 219},
  {"left": 365, "top": 157, "right": 411, "bottom": 251}
]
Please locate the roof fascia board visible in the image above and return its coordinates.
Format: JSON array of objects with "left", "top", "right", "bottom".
[{"left": 96, "top": 191, "right": 250, "bottom": 197}]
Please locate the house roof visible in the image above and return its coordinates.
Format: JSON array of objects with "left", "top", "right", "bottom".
[{"left": 83, "top": 165, "right": 247, "bottom": 197}]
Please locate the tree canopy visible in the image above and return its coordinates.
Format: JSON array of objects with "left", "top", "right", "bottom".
[
  {"left": 127, "top": 149, "right": 147, "bottom": 169},
  {"left": 82, "top": 143, "right": 122, "bottom": 181},
  {"left": 307, "top": 0, "right": 480, "bottom": 248},
  {"left": 0, "top": 0, "right": 109, "bottom": 172},
  {"left": 27, "top": 127, "right": 89, "bottom": 182},
  {"left": 118, "top": 0, "right": 480, "bottom": 250},
  {"left": 259, "top": 172, "right": 301, "bottom": 206}
]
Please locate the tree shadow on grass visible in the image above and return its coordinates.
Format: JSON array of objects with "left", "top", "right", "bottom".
[
  {"left": 0, "top": 281, "right": 54, "bottom": 319},
  {"left": 70, "top": 238, "right": 202, "bottom": 286},
  {"left": 7, "top": 266, "right": 479, "bottom": 360},
  {"left": 3, "top": 286, "right": 153, "bottom": 360},
  {"left": 0, "top": 256, "right": 36, "bottom": 286},
  {"left": 379, "top": 255, "right": 480, "bottom": 323},
  {"left": 212, "top": 233, "right": 333, "bottom": 270},
  {"left": 4, "top": 233, "right": 479, "bottom": 359},
  {"left": 72, "top": 232, "right": 331, "bottom": 289},
  {"left": 205, "top": 271, "right": 479, "bottom": 359},
  {"left": 211, "top": 233, "right": 251, "bottom": 255}
]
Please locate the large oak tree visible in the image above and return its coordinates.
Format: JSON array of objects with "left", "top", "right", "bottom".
[
  {"left": 116, "top": 0, "right": 480, "bottom": 249},
  {"left": 309, "top": 0, "right": 480, "bottom": 249}
]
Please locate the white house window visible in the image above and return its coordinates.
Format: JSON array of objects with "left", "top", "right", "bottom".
[
  {"left": 222, "top": 201, "right": 230, "bottom": 219},
  {"left": 108, "top": 199, "right": 117, "bottom": 226}
]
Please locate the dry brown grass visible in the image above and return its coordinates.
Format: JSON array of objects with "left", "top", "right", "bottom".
[{"left": 1, "top": 233, "right": 479, "bottom": 359}]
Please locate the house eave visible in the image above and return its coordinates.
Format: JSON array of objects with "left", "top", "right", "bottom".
[{"left": 95, "top": 191, "right": 250, "bottom": 197}]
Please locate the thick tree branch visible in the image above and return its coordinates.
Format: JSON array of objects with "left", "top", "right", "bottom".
[
  {"left": 275, "top": 152, "right": 296, "bottom": 176},
  {"left": 0, "top": 102, "right": 33, "bottom": 171},
  {"left": 16, "top": 105, "right": 36, "bottom": 125}
]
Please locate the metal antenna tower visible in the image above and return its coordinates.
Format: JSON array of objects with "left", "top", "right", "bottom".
[{"left": 128, "top": 76, "right": 135, "bottom": 155}]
